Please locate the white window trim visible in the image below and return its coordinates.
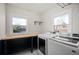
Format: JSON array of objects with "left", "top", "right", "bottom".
[
  {"left": 11, "top": 16, "right": 28, "bottom": 35},
  {"left": 53, "top": 9, "right": 72, "bottom": 34}
]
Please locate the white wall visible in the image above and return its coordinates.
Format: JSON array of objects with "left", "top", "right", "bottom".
[
  {"left": 41, "top": 4, "right": 79, "bottom": 34},
  {"left": 6, "top": 4, "right": 41, "bottom": 35},
  {"left": 0, "top": 4, "right": 6, "bottom": 36},
  {"left": 72, "top": 4, "right": 79, "bottom": 33},
  {"left": 0, "top": 3, "right": 79, "bottom": 35}
]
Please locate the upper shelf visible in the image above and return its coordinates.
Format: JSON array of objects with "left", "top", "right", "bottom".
[{"left": 34, "top": 21, "right": 43, "bottom": 25}]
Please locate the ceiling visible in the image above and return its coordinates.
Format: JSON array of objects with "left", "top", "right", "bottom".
[{"left": 8, "top": 3, "right": 58, "bottom": 13}]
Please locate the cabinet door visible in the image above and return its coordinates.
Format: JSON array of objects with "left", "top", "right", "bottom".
[
  {"left": 0, "top": 40, "right": 3, "bottom": 55},
  {"left": 39, "top": 38, "right": 45, "bottom": 55},
  {"left": 48, "top": 39, "right": 74, "bottom": 55},
  {"left": 33, "top": 36, "right": 37, "bottom": 49},
  {"left": 6, "top": 38, "right": 31, "bottom": 54}
]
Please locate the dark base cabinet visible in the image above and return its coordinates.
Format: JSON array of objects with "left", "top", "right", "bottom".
[
  {"left": 6, "top": 37, "right": 32, "bottom": 55},
  {"left": 39, "top": 38, "right": 45, "bottom": 55},
  {"left": 6, "top": 38, "right": 30, "bottom": 55},
  {"left": 0, "top": 36, "right": 38, "bottom": 55},
  {"left": 33, "top": 36, "right": 37, "bottom": 49},
  {"left": 0, "top": 41, "right": 2, "bottom": 55},
  {"left": 0, "top": 40, "right": 4, "bottom": 55}
]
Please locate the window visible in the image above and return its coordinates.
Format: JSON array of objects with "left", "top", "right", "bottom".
[
  {"left": 12, "top": 17, "right": 27, "bottom": 34},
  {"left": 54, "top": 14, "right": 69, "bottom": 33}
]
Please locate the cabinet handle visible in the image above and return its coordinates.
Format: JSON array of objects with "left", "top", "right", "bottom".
[{"left": 72, "top": 50, "right": 76, "bottom": 53}]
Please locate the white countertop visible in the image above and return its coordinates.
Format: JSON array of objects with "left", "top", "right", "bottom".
[
  {"left": 59, "top": 35, "right": 79, "bottom": 39},
  {"left": 38, "top": 33, "right": 79, "bottom": 48}
]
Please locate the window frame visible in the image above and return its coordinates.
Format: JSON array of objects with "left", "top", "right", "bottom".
[
  {"left": 11, "top": 16, "right": 28, "bottom": 35},
  {"left": 53, "top": 13, "right": 70, "bottom": 33}
]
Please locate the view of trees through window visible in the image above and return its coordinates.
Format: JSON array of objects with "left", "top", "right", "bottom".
[
  {"left": 54, "top": 14, "right": 69, "bottom": 33},
  {"left": 12, "top": 17, "right": 27, "bottom": 33}
]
